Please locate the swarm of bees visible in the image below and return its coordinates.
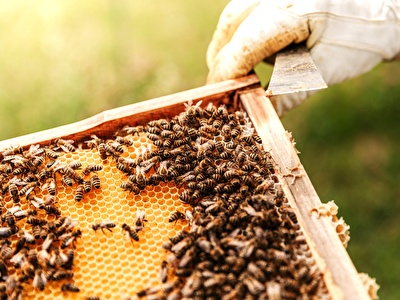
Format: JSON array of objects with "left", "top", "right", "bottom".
[
  {"left": 91, "top": 100, "right": 328, "bottom": 299},
  {"left": 0, "top": 100, "right": 330, "bottom": 300}
]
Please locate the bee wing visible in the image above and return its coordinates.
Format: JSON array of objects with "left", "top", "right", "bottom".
[
  {"left": 31, "top": 197, "right": 44, "bottom": 209},
  {"left": 194, "top": 100, "right": 203, "bottom": 109},
  {"left": 136, "top": 210, "right": 145, "bottom": 221},
  {"left": 67, "top": 220, "right": 79, "bottom": 230},
  {"left": 184, "top": 99, "right": 193, "bottom": 109},
  {"left": 41, "top": 182, "right": 48, "bottom": 191},
  {"left": 28, "top": 144, "right": 40, "bottom": 153},
  {"left": 59, "top": 145, "right": 70, "bottom": 153}
]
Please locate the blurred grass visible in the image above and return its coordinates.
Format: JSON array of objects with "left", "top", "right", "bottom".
[
  {"left": 1, "top": 1, "right": 400, "bottom": 299},
  {"left": 0, "top": 0, "right": 228, "bottom": 139}
]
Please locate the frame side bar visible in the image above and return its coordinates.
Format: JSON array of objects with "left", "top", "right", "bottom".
[{"left": 240, "top": 87, "right": 369, "bottom": 300}]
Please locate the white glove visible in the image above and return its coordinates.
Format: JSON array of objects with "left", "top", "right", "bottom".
[{"left": 206, "top": 0, "right": 400, "bottom": 116}]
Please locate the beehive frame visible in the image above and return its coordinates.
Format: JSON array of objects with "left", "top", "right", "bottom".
[{"left": 0, "top": 74, "right": 370, "bottom": 300}]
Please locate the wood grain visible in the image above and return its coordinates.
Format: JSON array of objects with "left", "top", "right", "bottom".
[{"left": 239, "top": 87, "right": 370, "bottom": 300}]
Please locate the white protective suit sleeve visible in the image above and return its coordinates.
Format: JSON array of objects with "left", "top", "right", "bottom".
[{"left": 206, "top": 0, "right": 400, "bottom": 116}]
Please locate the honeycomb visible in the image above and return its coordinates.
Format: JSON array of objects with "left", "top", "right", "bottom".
[
  {"left": 0, "top": 100, "right": 377, "bottom": 300},
  {"left": 310, "top": 200, "right": 351, "bottom": 248},
  {"left": 0, "top": 134, "right": 191, "bottom": 300}
]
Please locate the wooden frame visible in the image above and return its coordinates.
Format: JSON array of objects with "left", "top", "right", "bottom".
[{"left": 0, "top": 74, "right": 369, "bottom": 300}]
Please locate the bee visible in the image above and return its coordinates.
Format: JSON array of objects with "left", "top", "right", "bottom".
[
  {"left": 148, "top": 173, "right": 163, "bottom": 186},
  {"left": 134, "top": 210, "right": 147, "bottom": 232},
  {"left": 90, "top": 174, "right": 101, "bottom": 189},
  {"left": 33, "top": 269, "right": 47, "bottom": 291},
  {"left": 242, "top": 275, "right": 265, "bottom": 296},
  {"left": 148, "top": 120, "right": 162, "bottom": 128},
  {"left": 219, "top": 151, "right": 231, "bottom": 159},
  {"left": 115, "top": 125, "right": 143, "bottom": 136},
  {"left": 163, "top": 139, "right": 173, "bottom": 148},
  {"left": 121, "top": 223, "right": 139, "bottom": 242},
  {"left": 115, "top": 136, "right": 133, "bottom": 146},
  {"left": 249, "top": 151, "right": 261, "bottom": 162},
  {"left": 62, "top": 175, "right": 73, "bottom": 186},
  {"left": 82, "top": 164, "right": 103, "bottom": 175},
  {"left": 92, "top": 221, "right": 116, "bottom": 233},
  {"left": 231, "top": 128, "right": 241, "bottom": 139},
  {"left": 53, "top": 138, "right": 76, "bottom": 152},
  {"left": 43, "top": 204, "right": 61, "bottom": 216},
  {"left": 147, "top": 133, "right": 160, "bottom": 141},
  {"left": 160, "top": 130, "right": 174, "bottom": 139},
  {"left": 161, "top": 241, "right": 173, "bottom": 251},
  {"left": 63, "top": 166, "right": 84, "bottom": 183},
  {"left": 159, "top": 260, "right": 168, "bottom": 283},
  {"left": 296, "top": 265, "right": 312, "bottom": 284},
  {"left": 135, "top": 166, "right": 147, "bottom": 188},
  {"left": 67, "top": 161, "right": 81, "bottom": 170},
  {"left": 216, "top": 105, "right": 228, "bottom": 118},
  {"left": 45, "top": 149, "right": 59, "bottom": 159},
  {"left": 116, "top": 162, "right": 133, "bottom": 174},
  {"left": 169, "top": 230, "right": 188, "bottom": 246},
  {"left": 120, "top": 181, "right": 140, "bottom": 195},
  {"left": 108, "top": 141, "right": 124, "bottom": 153},
  {"left": 13, "top": 208, "right": 35, "bottom": 221},
  {"left": 224, "top": 169, "right": 244, "bottom": 180},
  {"left": 147, "top": 126, "right": 161, "bottom": 135},
  {"left": 63, "top": 249, "right": 75, "bottom": 270},
  {"left": 203, "top": 102, "right": 216, "bottom": 116},
  {"left": 31, "top": 155, "right": 45, "bottom": 168},
  {"left": 85, "top": 297, "right": 100, "bottom": 300},
  {"left": 2, "top": 145, "right": 23, "bottom": 157},
  {"left": 241, "top": 134, "right": 255, "bottom": 145},
  {"left": 247, "top": 262, "right": 266, "bottom": 283},
  {"left": 9, "top": 182, "right": 19, "bottom": 202},
  {"left": 169, "top": 211, "right": 186, "bottom": 223},
  {"left": 13, "top": 236, "right": 27, "bottom": 256},
  {"left": 19, "top": 181, "right": 39, "bottom": 198},
  {"left": 252, "top": 134, "right": 262, "bottom": 144},
  {"left": 0, "top": 259, "right": 7, "bottom": 279},
  {"left": 4, "top": 211, "right": 16, "bottom": 229},
  {"left": 52, "top": 270, "right": 74, "bottom": 281},
  {"left": 1, "top": 240, "right": 13, "bottom": 259},
  {"left": 213, "top": 119, "right": 222, "bottom": 129},
  {"left": 83, "top": 180, "right": 92, "bottom": 193},
  {"left": 203, "top": 273, "right": 226, "bottom": 289},
  {"left": 42, "top": 232, "right": 56, "bottom": 251},
  {"left": 98, "top": 143, "right": 108, "bottom": 159},
  {"left": 31, "top": 225, "right": 41, "bottom": 239},
  {"left": 221, "top": 124, "right": 231, "bottom": 135},
  {"left": 183, "top": 99, "right": 203, "bottom": 124},
  {"left": 179, "top": 189, "right": 192, "bottom": 204},
  {"left": 285, "top": 209, "right": 298, "bottom": 225},
  {"left": 61, "top": 283, "right": 80, "bottom": 292},
  {"left": 60, "top": 229, "right": 82, "bottom": 249},
  {"left": 75, "top": 185, "right": 84, "bottom": 202},
  {"left": 13, "top": 167, "right": 27, "bottom": 176},
  {"left": 45, "top": 178, "right": 56, "bottom": 195},
  {"left": 27, "top": 249, "right": 39, "bottom": 269}
]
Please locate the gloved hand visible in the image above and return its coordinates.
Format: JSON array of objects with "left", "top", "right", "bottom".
[{"left": 206, "top": 0, "right": 400, "bottom": 116}]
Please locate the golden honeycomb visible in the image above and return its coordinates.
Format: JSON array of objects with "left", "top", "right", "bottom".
[
  {"left": 0, "top": 134, "right": 190, "bottom": 300},
  {"left": 0, "top": 101, "right": 377, "bottom": 300}
]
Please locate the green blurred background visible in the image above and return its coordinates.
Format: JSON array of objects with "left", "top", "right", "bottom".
[{"left": 1, "top": 1, "right": 399, "bottom": 298}]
